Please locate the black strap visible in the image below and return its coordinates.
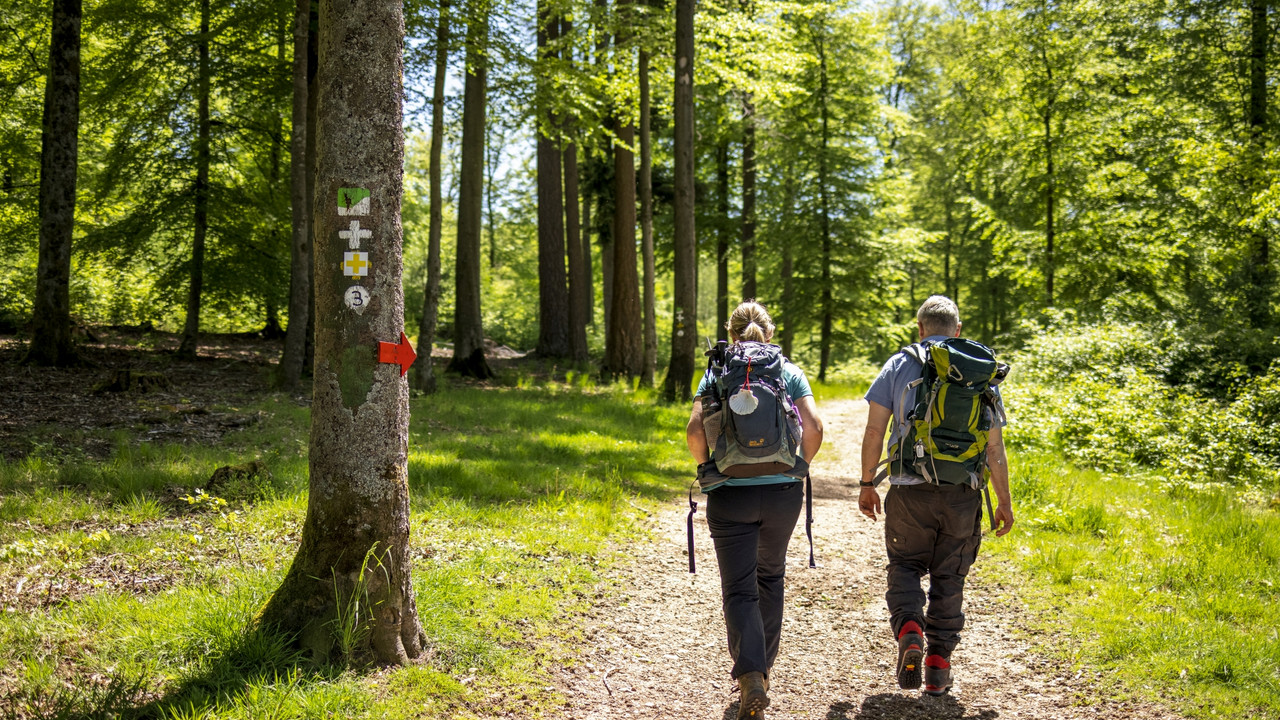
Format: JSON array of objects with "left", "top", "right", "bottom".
[
  {"left": 805, "top": 474, "right": 816, "bottom": 569},
  {"left": 687, "top": 481, "right": 699, "bottom": 573},
  {"left": 983, "top": 482, "right": 996, "bottom": 532}
]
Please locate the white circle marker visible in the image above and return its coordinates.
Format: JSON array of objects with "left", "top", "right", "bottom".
[{"left": 344, "top": 285, "right": 371, "bottom": 315}]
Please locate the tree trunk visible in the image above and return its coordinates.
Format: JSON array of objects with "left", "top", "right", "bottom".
[
  {"left": 259, "top": 0, "right": 425, "bottom": 666},
  {"left": 1043, "top": 105, "right": 1054, "bottom": 309},
  {"left": 582, "top": 185, "right": 594, "bottom": 326},
  {"left": 779, "top": 171, "right": 796, "bottom": 359},
  {"left": 177, "top": 0, "right": 212, "bottom": 360},
  {"left": 563, "top": 17, "right": 587, "bottom": 362},
  {"left": 604, "top": 3, "right": 643, "bottom": 381},
  {"left": 536, "top": 2, "right": 570, "bottom": 358},
  {"left": 781, "top": 234, "right": 794, "bottom": 359},
  {"left": 486, "top": 121, "right": 500, "bottom": 268},
  {"left": 565, "top": 142, "right": 588, "bottom": 362},
  {"left": 1042, "top": 52, "right": 1055, "bottom": 309},
  {"left": 639, "top": 48, "right": 656, "bottom": 386},
  {"left": 26, "top": 0, "right": 81, "bottom": 367},
  {"left": 280, "top": 0, "right": 311, "bottom": 389},
  {"left": 1247, "top": 0, "right": 1271, "bottom": 326},
  {"left": 816, "top": 33, "right": 832, "bottom": 382},
  {"left": 715, "top": 141, "right": 729, "bottom": 342},
  {"left": 303, "top": 6, "right": 318, "bottom": 377},
  {"left": 601, "top": 196, "right": 615, "bottom": 342},
  {"left": 741, "top": 92, "right": 757, "bottom": 302},
  {"left": 414, "top": 0, "right": 449, "bottom": 393},
  {"left": 943, "top": 195, "right": 954, "bottom": 302},
  {"left": 448, "top": 11, "right": 495, "bottom": 379},
  {"left": 662, "top": 0, "right": 697, "bottom": 402}
]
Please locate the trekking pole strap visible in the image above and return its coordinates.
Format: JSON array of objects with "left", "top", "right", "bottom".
[
  {"left": 806, "top": 474, "right": 816, "bottom": 569},
  {"left": 687, "top": 482, "right": 698, "bottom": 573}
]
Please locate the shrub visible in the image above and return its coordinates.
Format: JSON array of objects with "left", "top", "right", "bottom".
[{"left": 1004, "top": 322, "right": 1280, "bottom": 491}]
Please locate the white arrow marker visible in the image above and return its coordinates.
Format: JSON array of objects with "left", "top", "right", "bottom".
[{"left": 339, "top": 220, "right": 373, "bottom": 249}]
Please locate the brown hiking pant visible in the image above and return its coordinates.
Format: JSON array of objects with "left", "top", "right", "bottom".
[{"left": 883, "top": 482, "right": 983, "bottom": 659}]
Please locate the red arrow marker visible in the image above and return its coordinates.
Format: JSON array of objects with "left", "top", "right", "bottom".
[{"left": 377, "top": 331, "right": 417, "bottom": 376}]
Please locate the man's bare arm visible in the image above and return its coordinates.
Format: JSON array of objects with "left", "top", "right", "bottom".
[
  {"left": 858, "top": 401, "right": 893, "bottom": 520},
  {"left": 987, "top": 423, "right": 1014, "bottom": 536}
]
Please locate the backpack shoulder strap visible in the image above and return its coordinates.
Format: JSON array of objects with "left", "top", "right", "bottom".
[{"left": 900, "top": 343, "right": 929, "bottom": 368}]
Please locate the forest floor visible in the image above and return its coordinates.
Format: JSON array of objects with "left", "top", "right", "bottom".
[
  {"left": 0, "top": 328, "right": 283, "bottom": 461},
  {"left": 552, "top": 398, "right": 1186, "bottom": 720}
]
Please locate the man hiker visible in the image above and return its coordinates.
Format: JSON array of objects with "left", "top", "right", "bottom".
[{"left": 858, "top": 295, "right": 1015, "bottom": 696}]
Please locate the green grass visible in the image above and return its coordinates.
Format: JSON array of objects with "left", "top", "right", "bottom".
[
  {"left": 0, "top": 377, "right": 692, "bottom": 719},
  {"left": 987, "top": 450, "right": 1280, "bottom": 719}
]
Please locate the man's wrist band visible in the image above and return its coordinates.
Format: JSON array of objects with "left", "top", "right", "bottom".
[{"left": 858, "top": 480, "right": 875, "bottom": 488}]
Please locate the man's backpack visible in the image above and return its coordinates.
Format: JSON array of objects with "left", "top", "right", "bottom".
[
  {"left": 701, "top": 341, "right": 805, "bottom": 481},
  {"left": 876, "top": 337, "right": 1009, "bottom": 487}
]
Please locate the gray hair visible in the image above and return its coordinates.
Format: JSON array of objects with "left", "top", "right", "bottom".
[{"left": 916, "top": 295, "right": 960, "bottom": 336}]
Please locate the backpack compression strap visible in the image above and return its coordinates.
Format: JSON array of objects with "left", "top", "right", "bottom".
[
  {"left": 687, "top": 481, "right": 698, "bottom": 573},
  {"left": 805, "top": 474, "right": 816, "bottom": 569}
]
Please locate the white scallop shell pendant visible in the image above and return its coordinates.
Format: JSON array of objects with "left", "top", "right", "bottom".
[{"left": 729, "top": 387, "right": 759, "bottom": 415}]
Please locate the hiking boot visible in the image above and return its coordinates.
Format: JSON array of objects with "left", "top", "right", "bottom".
[
  {"left": 737, "top": 671, "right": 770, "bottom": 719},
  {"left": 922, "top": 654, "right": 952, "bottom": 696},
  {"left": 895, "top": 621, "right": 924, "bottom": 690}
]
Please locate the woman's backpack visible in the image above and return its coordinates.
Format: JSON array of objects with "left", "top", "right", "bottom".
[{"left": 701, "top": 341, "right": 805, "bottom": 481}]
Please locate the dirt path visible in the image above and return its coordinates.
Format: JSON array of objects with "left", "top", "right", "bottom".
[{"left": 552, "top": 398, "right": 1183, "bottom": 720}]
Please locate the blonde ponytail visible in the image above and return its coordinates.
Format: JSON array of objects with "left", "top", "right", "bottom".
[{"left": 727, "top": 301, "right": 775, "bottom": 344}]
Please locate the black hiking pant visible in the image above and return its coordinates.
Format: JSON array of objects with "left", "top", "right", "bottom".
[
  {"left": 883, "top": 482, "right": 983, "bottom": 659},
  {"left": 707, "top": 481, "right": 804, "bottom": 680}
]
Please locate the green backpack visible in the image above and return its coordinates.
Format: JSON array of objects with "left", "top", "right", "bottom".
[{"left": 876, "top": 337, "right": 1009, "bottom": 487}]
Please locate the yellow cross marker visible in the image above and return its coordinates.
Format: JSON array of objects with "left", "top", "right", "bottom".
[{"left": 343, "top": 251, "right": 369, "bottom": 277}]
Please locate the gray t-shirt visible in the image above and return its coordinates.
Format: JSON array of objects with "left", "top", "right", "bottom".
[{"left": 865, "top": 335, "right": 1006, "bottom": 485}]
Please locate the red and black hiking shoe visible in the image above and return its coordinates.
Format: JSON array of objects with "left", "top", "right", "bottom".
[
  {"left": 923, "top": 654, "right": 952, "bottom": 696},
  {"left": 895, "top": 621, "right": 924, "bottom": 690}
]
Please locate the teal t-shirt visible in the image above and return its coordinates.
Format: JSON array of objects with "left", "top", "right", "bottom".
[{"left": 695, "top": 359, "right": 813, "bottom": 489}]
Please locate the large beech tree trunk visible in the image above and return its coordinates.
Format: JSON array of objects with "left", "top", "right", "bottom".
[
  {"left": 415, "top": 0, "right": 449, "bottom": 392},
  {"left": 27, "top": 0, "right": 81, "bottom": 367},
  {"left": 639, "top": 48, "right": 656, "bottom": 386},
  {"left": 259, "top": 0, "right": 425, "bottom": 666},
  {"left": 536, "top": 2, "right": 570, "bottom": 357},
  {"left": 448, "top": 9, "right": 495, "bottom": 379},
  {"left": 662, "top": 0, "right": 697, "bottom": 402},
  {"left": 177, "top": 0, "right": 212, "bottom": 360},
  {"left": 280, "top": 0, "right": 311, "bottom": 389}
]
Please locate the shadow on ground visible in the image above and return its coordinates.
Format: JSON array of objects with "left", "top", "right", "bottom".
[{"left": 828, "top": 693, "right": 999, "bottom": 720}]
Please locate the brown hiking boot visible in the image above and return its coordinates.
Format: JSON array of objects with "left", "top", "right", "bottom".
[{"left": 737, "top": 671, "right": 770, "bottom": 719}]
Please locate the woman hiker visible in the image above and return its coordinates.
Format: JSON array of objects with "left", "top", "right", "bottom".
[{"left": 684, "top": 301, "right": 824, "bottom": 719}]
